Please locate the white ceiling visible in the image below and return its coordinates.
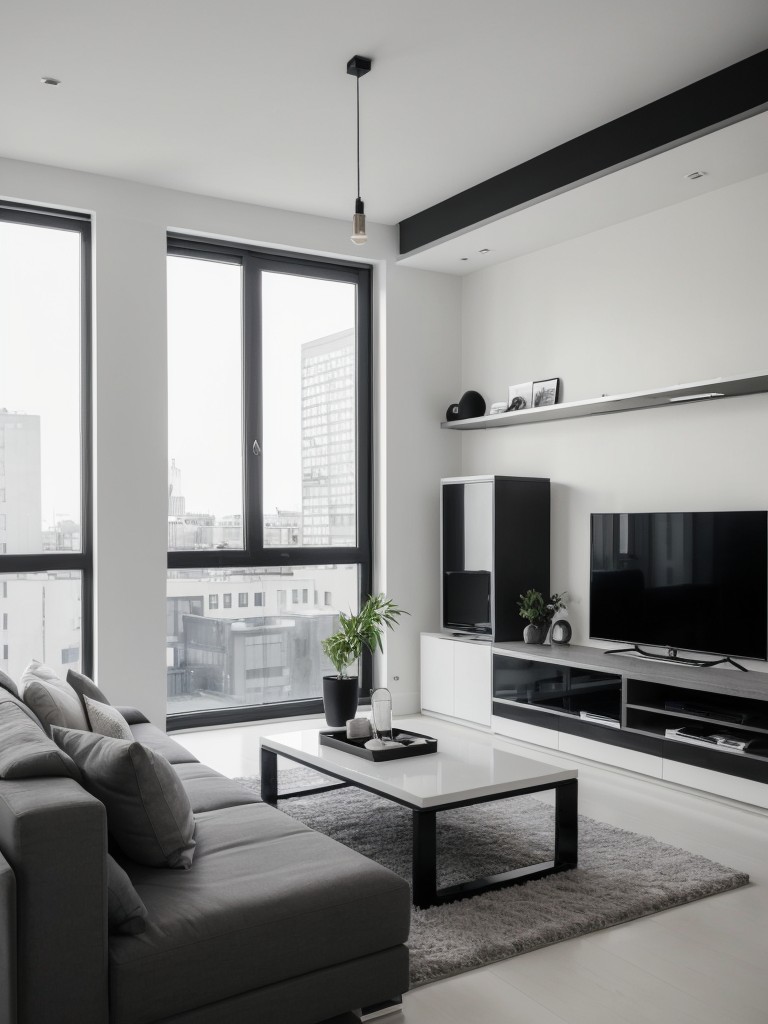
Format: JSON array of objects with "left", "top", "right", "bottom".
[{"left": 2, "top": 0, "right": 768, "bottom": 239}]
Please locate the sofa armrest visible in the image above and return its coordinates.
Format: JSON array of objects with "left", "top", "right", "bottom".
[
  {"left": 115, "top": 706, "right": 150, "bottom": 725},
  {"left": 0, "top": 777, "right": 109, "bottom": 1024},
  {"left": 0, "top": 848, "right": 16, "bottom": 1024}
]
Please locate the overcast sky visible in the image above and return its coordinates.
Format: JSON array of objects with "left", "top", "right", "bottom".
[
  {"left": 167, "top": 255, "right": 355, "bottom": 518},
  {"left": 0, "top": 219, "right": 81, "bottom": 530},
  {"left": 1, "top": 224, "right": 355, "bottom": 532}
]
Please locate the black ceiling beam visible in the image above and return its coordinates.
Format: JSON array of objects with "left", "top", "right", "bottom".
[{"left": 398, "top": 48, "right": 768, "bottom": 255}]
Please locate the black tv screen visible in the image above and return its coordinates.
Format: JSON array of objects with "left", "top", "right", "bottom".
[
  {"left": 590, "top": 511, "right": 768, "bottom": 661},
  {"left": 443, "top": 571, "right": 491, "bottom": 633}
]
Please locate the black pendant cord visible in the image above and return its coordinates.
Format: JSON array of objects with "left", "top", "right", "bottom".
[{"left": 356, "top": 75, "right": 361, "bottom": 202}]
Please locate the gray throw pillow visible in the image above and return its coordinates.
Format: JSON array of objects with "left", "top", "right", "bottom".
[
  {"left": 0, "top": 669, "right": 19, "bottom": 699},
  {"left": 51, "top": 727, "right": 196, "bottom": 869},
  {"left": 0, "top": 701, "right": 81, "bottom": 780},
  {"left": 84, "top": 696, "right": 133, "bottom": 740},
  {"left": 19, "top": 660, "right": 90, "bottom": 736},
  {"left": 67, "top": 668, "right": 111, "bottom": 709},
  {"left": 107, "top": 855, "right": 148, "bottom": 935}
]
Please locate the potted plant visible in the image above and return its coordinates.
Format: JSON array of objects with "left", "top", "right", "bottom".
[
  {"left": 320, "top": 594, "right": 407, "bottom": 726},
  {"left": 517, "top": 589, "right": 566, "bottom": 644}
]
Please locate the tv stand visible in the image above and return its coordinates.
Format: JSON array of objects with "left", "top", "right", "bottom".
[
  {"left": 605, "top": 644, "right": 749, "bottom": 672},
  {"left": 490, "top": 642, "right": 768, "bottom": 809}
]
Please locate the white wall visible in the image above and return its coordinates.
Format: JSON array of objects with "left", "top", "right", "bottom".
[
  {"left": 0, "top": 156, "right": 462, "bottom": 722},
  {"left": 459, "top": 171, "right": 768, "bottom": 672}
]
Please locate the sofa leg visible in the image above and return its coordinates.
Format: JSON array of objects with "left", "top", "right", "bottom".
[{"left": 360, "top": 996, "right": 403, "bottom": 1019}]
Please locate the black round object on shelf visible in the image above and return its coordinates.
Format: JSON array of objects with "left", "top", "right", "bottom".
[
  {"left": 445, "top": 403, "right": 461, "bottom": 421},
  {"left": 457, "top": 390, "right": 486, "bottom": 419}
]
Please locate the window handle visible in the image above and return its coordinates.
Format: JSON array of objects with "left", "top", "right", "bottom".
[{"left": 252, "top": 440, "right": 262, "bottom": 456}]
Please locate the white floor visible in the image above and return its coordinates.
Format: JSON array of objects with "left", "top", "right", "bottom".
[{"left": 178, "top": 714, "right": 768, "bottom": 1024}]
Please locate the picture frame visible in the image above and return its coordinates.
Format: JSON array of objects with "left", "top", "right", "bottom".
[
  {"left": 507, "top": 381, "right": 534, "bottom": 412},
  {"left": 532, "top": 378, "right": 560, "bottom": 408}
]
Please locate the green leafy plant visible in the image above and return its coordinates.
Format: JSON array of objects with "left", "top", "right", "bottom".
[
  {"left": 321, "top": 594, "right": 408, "bottom": 679},
  {"left": 517, "top": 589, "right": 566, "bottom": 628}
]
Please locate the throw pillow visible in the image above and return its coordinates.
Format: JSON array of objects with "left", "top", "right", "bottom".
[
  {"left": 0, "top": 668, "right": 19, "bottom": 699},
  {"left": 19, "top": 660, "right": 90, "bottom": 736},
  {"left": 107, "top": 855, "right": 148, "bottom": 935},
  {"left": 51, "top": 727, "right": 196, "bottom": 869},
  {"left": 84, "top": 696, "right": 133, "bottom": 740},
  {"left": 0, "top": 701, "right": 81, "bottom": 780},
  {"left": 67, "top": 668, "right": 111, "bottom": 709}
]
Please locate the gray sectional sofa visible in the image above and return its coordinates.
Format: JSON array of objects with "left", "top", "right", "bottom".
[{"left": 0, "top": 668, "right": 410, "bottom": 1024}]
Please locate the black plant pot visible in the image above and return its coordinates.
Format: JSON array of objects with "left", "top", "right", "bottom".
[{"left": 322, "top": 675, "right": 360, "bottom": 727}]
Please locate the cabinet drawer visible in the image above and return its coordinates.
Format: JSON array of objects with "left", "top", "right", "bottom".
[
  {"left": 558, "top": 731, "right": 663, "bottom": 777},
  {"left": 492, "top": 714, "right": 559, "bottom": 750}
]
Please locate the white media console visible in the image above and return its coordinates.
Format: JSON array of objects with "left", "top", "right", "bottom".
[{"left": 420, "top": 633, "right": 768, "bottom": 809}]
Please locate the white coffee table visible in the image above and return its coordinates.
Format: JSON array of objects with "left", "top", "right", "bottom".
[{"left": 260, "top": 721, "right": 578, "bottom": 908}]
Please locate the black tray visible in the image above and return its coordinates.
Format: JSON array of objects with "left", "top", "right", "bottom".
[{"left": 319, "top": 729, "right": 438, "bottom": 761}]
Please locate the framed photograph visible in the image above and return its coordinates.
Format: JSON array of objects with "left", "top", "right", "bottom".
[
  {"left": 532, "top": 378, "right": 560, "bottom": 408},
  {"left": 507, "top": 381, "right": 534, "bottom": 411}
]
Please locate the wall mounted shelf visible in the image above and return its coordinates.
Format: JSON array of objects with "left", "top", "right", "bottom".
[{"left": 441, "top": 373, "right": 768, "bottom": 430}]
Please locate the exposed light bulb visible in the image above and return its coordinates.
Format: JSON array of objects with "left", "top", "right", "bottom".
[{"left": 351, "top": 197, "right": 367, "bottom": 245}]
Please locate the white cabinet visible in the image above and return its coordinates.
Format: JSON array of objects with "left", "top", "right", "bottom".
[{"left": 420, "top": 633, "right": 491, "bottom": 727}]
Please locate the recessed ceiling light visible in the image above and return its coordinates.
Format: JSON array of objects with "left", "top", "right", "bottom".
[
  {"left": 684, "top": 170, "right": 706, "bottom": 180},
  {"left": 460, "top": 257, "right": 469, "bottom": 261},
  {"left": 478, "top": 248, "right": 491, "bottom": 254},
  {"left": 40, "top": 76, "right": 61, "bottom": 86}
]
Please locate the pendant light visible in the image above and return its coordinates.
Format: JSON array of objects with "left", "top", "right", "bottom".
[{"left": 347, "top": 55, "right": 372, "bottom": 244}]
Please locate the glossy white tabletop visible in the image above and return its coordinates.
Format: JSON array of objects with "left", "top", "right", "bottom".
[{"left": 261, "top": 717, "right": 576, "bottom": 810}]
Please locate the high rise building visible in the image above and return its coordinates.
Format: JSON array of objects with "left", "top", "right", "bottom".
[
  {"left": 0, "top": 412, "right": 80, "bottom": 680},
  {"left": 0, "top": 411, "right": 43, "bottom": 554},
  {"left": 300, "top": 330, "right": 355, "bottom": 546}
]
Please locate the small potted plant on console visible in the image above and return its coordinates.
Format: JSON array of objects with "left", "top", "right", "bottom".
[
  {"left": 320, "top": 594, "right": 407, "bottom": 726},
  {"left": 518, "top": 589, "right": 566, "bottom": 644}
]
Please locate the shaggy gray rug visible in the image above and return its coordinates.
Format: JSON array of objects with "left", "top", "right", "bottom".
[{"left": 236, "top": 767, "right": 749, "bottom": 986}]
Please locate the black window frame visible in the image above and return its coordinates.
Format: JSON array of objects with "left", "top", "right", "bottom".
[
  {"left": 0, "top": 202, "right": 93, "bottom": 676},
  {"left": 166, "top": 235, "right": 373, "bottom": 730}
]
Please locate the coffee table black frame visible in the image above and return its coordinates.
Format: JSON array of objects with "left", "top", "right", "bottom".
[{"left": 260, "top": 741, "right": 578, "bottom": 909}]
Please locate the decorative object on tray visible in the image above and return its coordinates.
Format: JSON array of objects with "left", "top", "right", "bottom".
[
  {"left": 550, "top": 618, "right": 573, "bottom": 645},
  {"left": 320, "top": 728, "right": 438, "bottom": 761},
  {"left": 533, "top": 377, "right": 560, "bottom": 407},
  {"left": 320, "top": 594, "right": 407, "bottom": 726},
  {"left": 507, "top": 381, "right": 533, "bottom": 411},
  {"left": 517, "top": 589, "right": 567, "bottom": 644},
  {"left": 365, "top": 687, "right": 395, "bottom": 749},
  {"left": 346, "top": 717, "right": 372, "bottom": 739}
]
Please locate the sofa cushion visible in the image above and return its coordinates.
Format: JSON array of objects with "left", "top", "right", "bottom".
[
  {"left": 108, "top": 802, "right": 410, "bottom": 1024},
  {"left": 66, "top": 667, "right": 111, "bottom": 709},
  {"left": 128, "top": 722, "right": 199, "bottom": 764},
  {"left": 51, "top": 727, "right": 196, "bottom": 869},
  {"left": 19, "top": 660, "right": 90, "bottom": 735},
  {"left": 115, "top": 706, "right": 150, "bottom": 726},
  {"left": 84, "top": 697, "right": 133, "bottom": 740},
  {"left": 0, "top": 700, "right": 80, "bottom": 779},
  {"left": 173, "top": 762, "right": 262, "bottom": 814},
  {"left": 108, "top": 854, "right": 148, "bottom": 936}
]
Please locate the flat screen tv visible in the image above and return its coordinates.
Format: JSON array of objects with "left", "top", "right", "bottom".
[
  {"left": 443, "top": 570, "right": 492, "bottom": 634},
  {"left": 590, "top": 511, "right": 768, "bottom": 662}
]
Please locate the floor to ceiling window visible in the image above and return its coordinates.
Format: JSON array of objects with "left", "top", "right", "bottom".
[
  {"left": 166, "top": 237, "right": 371, "bottom": 726},
  {"left": 0, "top": 204, "right": 92, "bottom": 682}
]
